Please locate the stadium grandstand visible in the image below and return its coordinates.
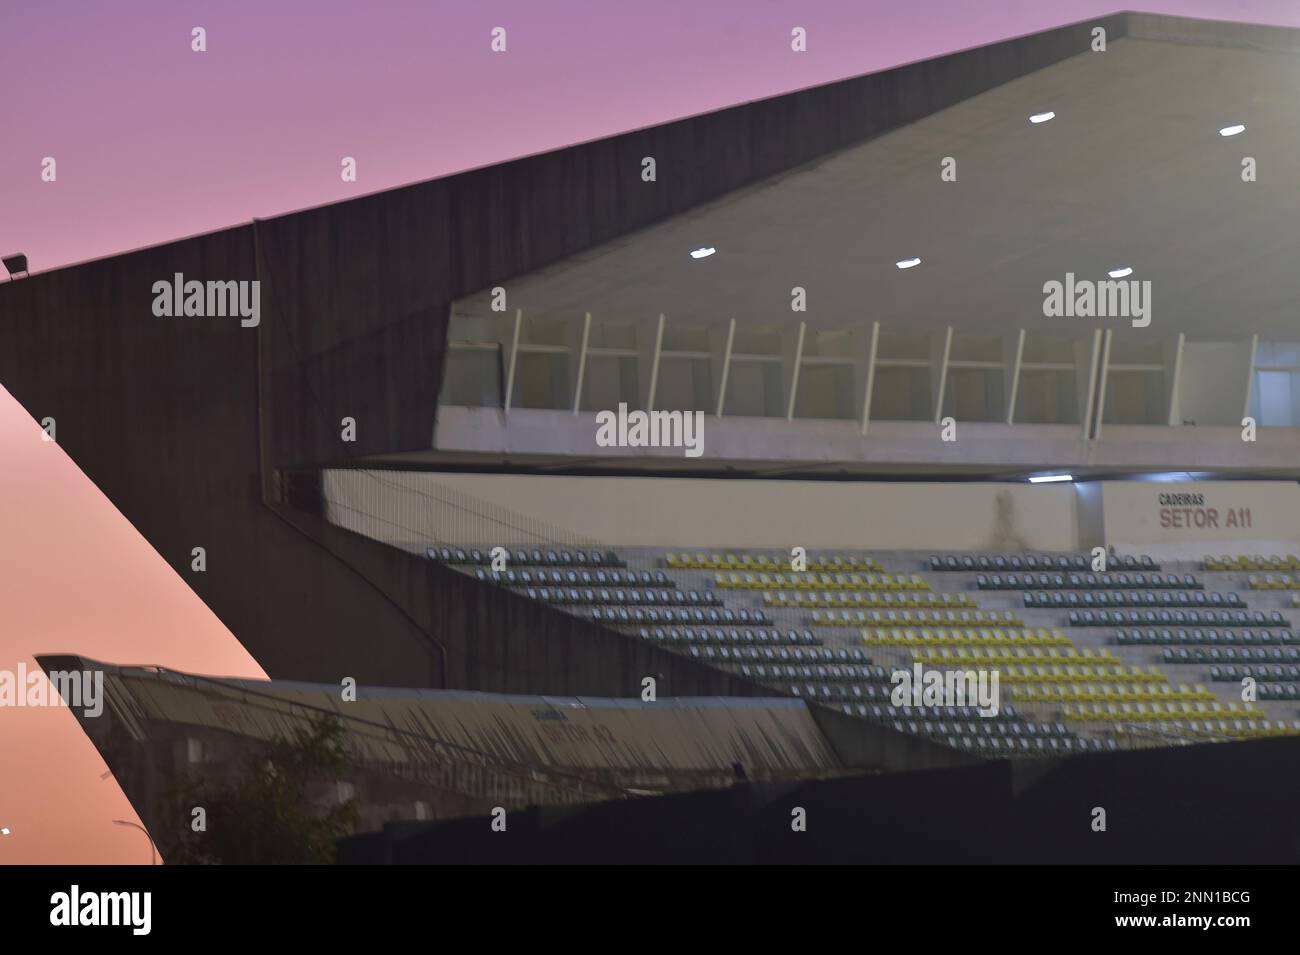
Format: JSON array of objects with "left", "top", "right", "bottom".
[{"left": 6, "top": 11, "right": 1300, "bottom": 864}]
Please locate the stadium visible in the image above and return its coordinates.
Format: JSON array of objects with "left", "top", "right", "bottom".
[{"left": 5, "top": 10, "right": 1300, "bottom": 877}]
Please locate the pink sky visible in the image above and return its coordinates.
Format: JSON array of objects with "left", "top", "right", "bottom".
[
  {"left": 0, "top": 395, "right": 265, "bottom": 864},
  {"left": 1, "top": 0, "right": 1297, "bottom": 864},
  {"left": 4, "top": 1, "right": 1298, "bottom": 276}
]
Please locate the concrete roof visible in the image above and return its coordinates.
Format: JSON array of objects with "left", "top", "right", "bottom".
[{"left": 455, "top": 20, "right": 1300, "bottom": 346}]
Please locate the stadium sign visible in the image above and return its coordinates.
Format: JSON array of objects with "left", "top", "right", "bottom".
[{"left": 1157, "top": 492, "right": 1251, "bottom": 530}]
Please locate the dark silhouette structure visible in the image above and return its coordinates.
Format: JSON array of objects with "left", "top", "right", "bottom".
[{"left": 0, "top": 14, "right": 1127, "bottom": 691}]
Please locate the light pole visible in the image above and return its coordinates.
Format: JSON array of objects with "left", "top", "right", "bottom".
[{"left": 112, "top": 820, "right": 159, "bottom": 865}]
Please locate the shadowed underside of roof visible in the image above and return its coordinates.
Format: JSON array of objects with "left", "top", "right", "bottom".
[{"left": 453, "top": 14, "right": 1300, "bottom": 345}]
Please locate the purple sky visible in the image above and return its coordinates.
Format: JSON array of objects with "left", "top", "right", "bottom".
[
  {"left": 3, "top": 1, "right": 1298, "bottom": 275},
  {"left": 1, "top": 0, "right": 1297, "bottom": 864}
]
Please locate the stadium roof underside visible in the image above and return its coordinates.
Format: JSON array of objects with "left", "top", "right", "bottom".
[
  {"left": 428, "top": 14, "right": 1300, "bottom": 480},
  {"left": 453, "top": 17, "right": 1300, "bottom": 342}
]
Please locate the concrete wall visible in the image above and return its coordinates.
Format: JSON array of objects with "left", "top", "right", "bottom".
[
  {"left": 326, "top": 469, "right": 1081, "bottom": 551},
  {"left": 435, "top": 405, "right": 1300, "bottom": 475},
  {"left": 1074, "top": 481, "right": 1106, "bottom": 550},
  {"left": 326, "top": 469, "right": 1300, "bottom": 557},
  {"left": 0, "top": 229, "right": 444, "bottom": 687}
]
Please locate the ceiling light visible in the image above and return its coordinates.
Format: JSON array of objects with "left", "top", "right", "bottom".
[
  {"left": 1028, "top": 473, "right": 1073, "bottom": 484},
  {"left": 689, "top": 247, "right": 716, "bottom": 259},
  {"left": 0, "top": 828, "right": 10, "bottom": 836},
  {"left": 895, "top": 257, "right": 921, "bottom": 269},
  {"left": 1219, "top": 124, "right": 1245, "bottom": 137},
  {"left": 1108, "top": 267, "right": 1133, "bottom": 278},
  {"left": 1029, "top": 111, "right": 1055, "bottom": 124}
]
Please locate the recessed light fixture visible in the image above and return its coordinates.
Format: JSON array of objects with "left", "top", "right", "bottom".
[
  {"left": 0, "top": 827, "right": 10, "bottom": 836},
  {"left": 895, "top": 257, "right": 921, "bottom": 269},
  {"left": 1029, "top": 111, "right": 1055, "bottom": 124},
  {"left": 689, "top": 247, "right": 716, "bottom": 259},
  {"left": 1028, "top": 473, "right": 1073, "bottom": 484},
  {"left": 1219, "top": 124, "right": 1245, "bottom": 137},
  {"left": 1108, "top": 267, "right": 1133, "bottom": 279}
]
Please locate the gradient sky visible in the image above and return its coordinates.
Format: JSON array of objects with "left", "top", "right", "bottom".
[
  {"left": 2, "top": 0, "right": 1298, "bottom": 864},
  {"left": 0, "top": 395, "right": 266, "bottom": 864}
]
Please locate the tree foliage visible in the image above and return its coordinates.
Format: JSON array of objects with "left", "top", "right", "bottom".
[{"left": 159, "top": 714, "right": 359, "bottom": 864}]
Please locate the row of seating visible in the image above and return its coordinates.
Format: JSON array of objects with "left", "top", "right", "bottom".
[
  {"left": 1248, "top": 574, "right": 1300, "bottom": 591},
  {"left": 1066, "top": 589, "right": 1248, "bottom": 613},
  {"left": 1007, "top": 683, "right": 1214, "bottom": 704},
  {"left": 1208, "top": 664, "right": 1300, "bottom": 682},
  {"left": 1255, "top": 683, "right": 1300, "bottom": 700},
  {"left": 1063, "top": 701, "right": 1264, "bottom": 721},
  {"left": 687, "top": 645, "right": 858, "bottom": 665},
  {"left": 773, "top": 683, "right": 1062, "bottom": 724},
  {"left": 930, "top": 553, "right": 1157, "bottom": 572},
  {"left": 942, "top": 735, "right": 1114, "bottom": 755},
  {"left": 795, "top": 688, "right": 1083, "bottom": 752},
  {"left": 1131, "top": 610, "right": 1284, "bottom": 628},
  {"left": 593, "top": 605, "right": 768, "bottom": 626},
  {"left": 475, "top": 567, "right": 673, "bottom": 588},
  {"left": 991, "top": 664, "right": 1166, "bottom": 684},
  {"left": 841, "top": 703, "right": 1025, "bottom": 722},
  {"left": 862, "top": 628, "right": 1071, "bottom": 648},
  {"left": 1116, "top": 627, "right": 1298, "bottom": 646},
  {"left": 913, "top": 646, "right": 1119, "bottom": 666},
  {"left": 882, "top": 717, "right": 1072, "bottom": 740},
  {"left": 1116, "top": 719, "right": 1300, "bottom": 739},
  {"left": 431, "top": 546, "right": 623, "bottom": 568},
  {"left": 722, "top": 680, "right": 1066, "bottom": 748},
  {"left": 713, "top": 572, "right": 928, "bottom": 591},
  {"left": 517, "top": 586, "right": 718, "bottom": 607},
  {"left": 786, "top": 682, "right": 897, "bottom": 704},
  {"left": 1204, "top": 554, "right": 1300, "bottom": 572},
  {"left": 981, "top": 572, "right": 1199, "bottom": 591},
  {"left": 739, "top": 664, "right": 892, "bottom": 684},
  {"left": 666, "top": 552, "right": 883, "bottom": 572},
  {"left": 1068, "top": 607, "right": 1272, "bottom": 627},
  {"left": 767, "top": 591, "right": 975, "bottom": 610},
  {"left": 1037, "top": 591, "right": 1245, "bottom": 610},
  {"left": 833, "top": 707, "right": 1093, "bottom": 751},
  {"left": 1159, "top": 645, "right": 1299, "bottom": 664},
  {"left": 815, "top": 609, "right": 1021, "bottom": 627},
  {"left": 636, "top": 626, "right": 822, "bottom": 647}
]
